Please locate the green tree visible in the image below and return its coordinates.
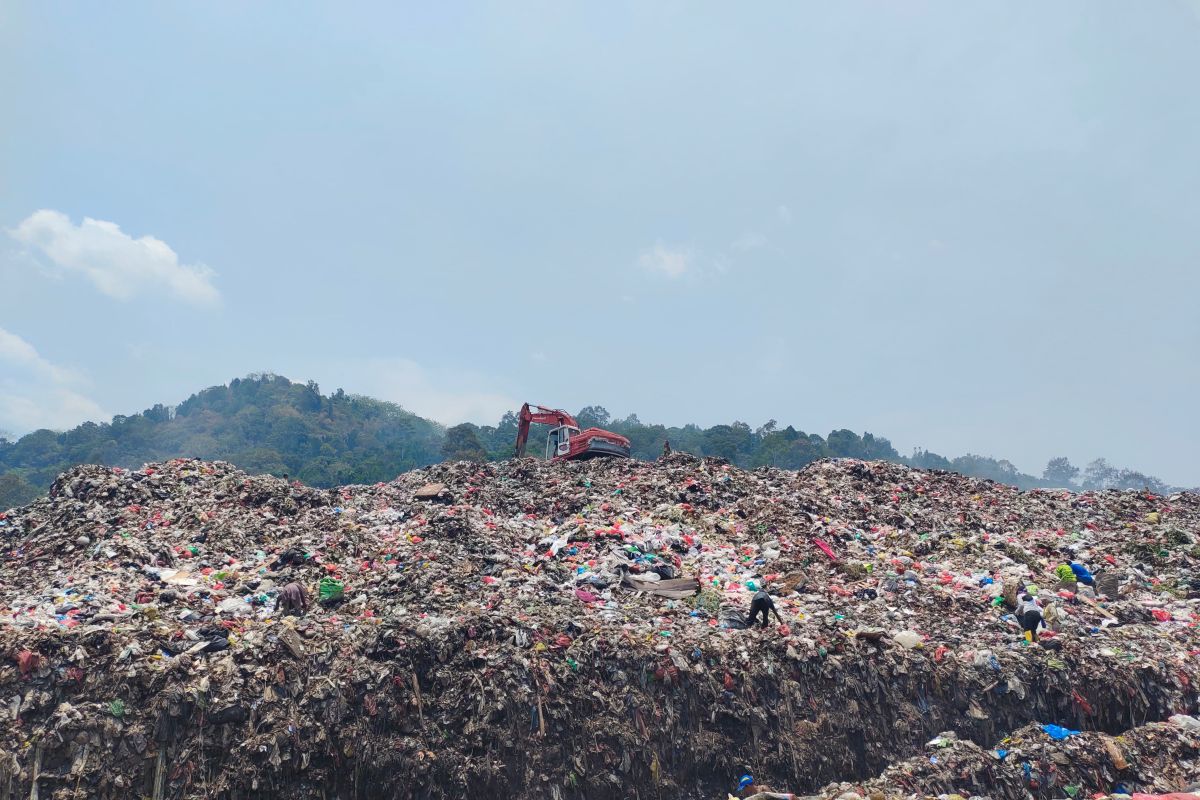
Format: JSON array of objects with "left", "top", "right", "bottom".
[
  {"left": 860, "top": 433, "right": 899, "bottom": 461},
  {"left": 1043, "top": 457, "right": 1080, "bottom": 487},
  {"left": 702, "top": 422, "right": 754, "bottom": 463},
  {"left": 442, "top": 423, "right": 487, "bottom": 462},
  {"left": 909, "top": 449, "right": 953, "bottom": 471},
  {"left": 827, "top": 429, "right": 863, "bottom": 458},
  {"left": 0, "top": 472, "right": 39, "bottom": 509},
  {"left": 751, "top": 426, "right": 824, "bottom": 469},
  {"left": 1082, "top": 458, "right": 1117, "bottom": 490},
  {"left": 950, "top": 454, "right": 1022, "bottom": 485},
  {"left": 1110, "top": 468, "right": 1171, "bottom": 495},
  {"left": 576, "top": 406, "right": 611, "bottom": 429}
]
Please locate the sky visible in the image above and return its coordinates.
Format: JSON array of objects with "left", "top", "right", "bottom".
[{"left": 2, "top": 2, "right": 1199, "bottom": 486}]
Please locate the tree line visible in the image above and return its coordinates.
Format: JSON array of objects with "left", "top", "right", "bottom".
[
  {"left": 0, "top": 374, "right": 1186, "bottom": 509},
  {"left": 446, "top": 408, "right": 1180, "bottom": 494}
]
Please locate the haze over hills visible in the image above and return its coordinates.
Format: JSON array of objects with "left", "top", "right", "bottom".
[{"left": 0, "top": 374, "right": 1184, "bottom": 510}]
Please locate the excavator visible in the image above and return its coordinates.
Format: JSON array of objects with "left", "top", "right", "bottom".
[{"left": 515, "top": 403, "right": 631, "bottom": 461}]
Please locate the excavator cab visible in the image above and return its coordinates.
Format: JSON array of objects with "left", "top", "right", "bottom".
[{"left": 546, "top": 424, "right": 581, "bottom": 459}]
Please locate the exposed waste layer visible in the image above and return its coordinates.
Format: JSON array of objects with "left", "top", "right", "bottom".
[
  {"left": 0, "top": 455, "right": 1198, "bottom": 799},
  {"left": 809, "top": 718, "right": 1200, "bottom": 799}
]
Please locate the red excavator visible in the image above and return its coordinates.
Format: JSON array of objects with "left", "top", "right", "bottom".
[{"left": 515, "top": 403, "right": 631, "bottom": 461}]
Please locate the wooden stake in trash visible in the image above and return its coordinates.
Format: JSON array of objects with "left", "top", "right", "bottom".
[
  {"left": 152, "top": 747, "right": 167, "bottom": 800},
  {"left": 28, "top": 743, "right": 42, "bottom": 800},
  {"left": 411, "top": 672, "right": 423, "bottom": 722},
  {"left": 1079, "top": 594, "right": 1118, "bottom": 620},
  {"left": 71, "top": 744, "right": 89, "bottom": 799}
]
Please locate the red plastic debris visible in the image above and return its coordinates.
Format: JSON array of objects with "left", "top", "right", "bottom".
[
  {"left": 16, "top": 650, "right": 40, "bottom": 676},
  {"left": 812, "top": 538, "right": 837, "bottom": 561}
]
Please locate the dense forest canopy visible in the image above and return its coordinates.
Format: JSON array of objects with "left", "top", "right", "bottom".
[{"left": 0, "top": 374, "right": 1185, "bottom": 509}]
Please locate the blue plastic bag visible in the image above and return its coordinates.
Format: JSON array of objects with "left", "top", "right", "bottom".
[{"left": 1042, "top": 724, "right": 1080, "bottom": 740}]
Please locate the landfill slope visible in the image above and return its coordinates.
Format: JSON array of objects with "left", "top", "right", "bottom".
[
  {"left": 812, "top": 718, "right": 1200, "bottom": 799},
  {"left": 0, "top": 455, "right": 1198, "bottom": 799}
]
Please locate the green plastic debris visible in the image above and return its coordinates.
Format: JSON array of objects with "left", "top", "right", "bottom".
[
  {"left": 108, "top": 699, "right": 126, "bottom": 718},
  {"left": 319, "top": 577, "right": 345, "bottom": 602}
]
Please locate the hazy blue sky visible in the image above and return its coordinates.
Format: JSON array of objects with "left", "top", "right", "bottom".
[{"left": 2, "top": 2, "right": 1198, "bottom": 485}]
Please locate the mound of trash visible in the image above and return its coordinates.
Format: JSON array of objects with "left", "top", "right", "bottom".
[
  {"left": 809, "top": 718, "right": 1200, "bottom": 799},
  {"left": 0, "top": 455, "right": 1198, "bottom": 799}
]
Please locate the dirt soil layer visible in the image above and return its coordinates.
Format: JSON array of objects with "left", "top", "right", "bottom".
[{"left": 0, "top": 456, "right": 1197, "bottom": 799}]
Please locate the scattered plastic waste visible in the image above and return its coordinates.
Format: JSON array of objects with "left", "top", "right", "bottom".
[{"left": 0, "top": 455, "right": 1196, "bottom": 799}]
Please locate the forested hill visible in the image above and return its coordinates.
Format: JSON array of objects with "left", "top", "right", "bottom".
[
  {"left": 0, "top": 374, "right": 1182, "bottom": 509},
  {"left": 0, "top": 375, "right": 442, "bottom": 505}
]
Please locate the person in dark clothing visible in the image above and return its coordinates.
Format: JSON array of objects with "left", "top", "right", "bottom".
[
  {"left": 662, "top": 440, "right": 672, "bottom": 458},
  {"left": 746, "top": 590, "right": 783, "bottom": 629},
  {"left": 278, "top": 582, "right": 309, "bottom": 616},
  {"left": 1017, "top": 593, "right": 1043, "bottom": 642}
]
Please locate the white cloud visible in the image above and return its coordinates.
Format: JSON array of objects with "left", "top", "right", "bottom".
[
  {"left": 0, "top": 390, "right": 107, "bottom": 436},
  {"left": 637, "top": 242, "right": 692, "bottom": 278},
  {"left": 9, "top": 210, "right": 220, "bottom": 307},
  {"left": 320, "top": 357, "right": 517, "bottom": 426},
  {"left": 777, "top": 205, "right": 793, "bottom": 225},
  {"left": 732, "top": 232, "right": 768, "bottom": 251},
  {"left": 0, "top": 327, "right": 105, "bottom": 434},
  {"left": 0, "top": 327, "right": 75, "bottom": 383}
]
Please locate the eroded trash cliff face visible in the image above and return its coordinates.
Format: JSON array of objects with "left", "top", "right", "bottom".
[
  {"left": 808, "top": 719, "right": 1200, "bottom": 800},
  {"left": 0, "top": 455, "right": 1197, "bottom": 799}
]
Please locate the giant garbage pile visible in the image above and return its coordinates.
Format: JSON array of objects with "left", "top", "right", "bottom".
[{"left": 0, "top": 455, "right": 1198, "bottom": 800}]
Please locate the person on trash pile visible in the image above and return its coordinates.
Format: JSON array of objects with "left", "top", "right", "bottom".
[
  {"left": 277, "top": 581, "right": 310, "bottom": 616},
  {"left": 746, "top": 589, "right": 784, "bottom": 629},
  {"left": 662, "top": 439, "right": 672, "bottom": 458},
  {"left": 1054, "top": 563, "right": 1078, "bottom": 587},
  {"left": 1016, "top": 593, "right": 1043, "bottom": 642},
  {"left": 1068, "top": 561, "right": 1095, "bottom": 586}
]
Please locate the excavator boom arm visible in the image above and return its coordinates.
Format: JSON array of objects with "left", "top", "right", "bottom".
[{"left": 515, "top": 403, "right": 579, "bottom": 457}]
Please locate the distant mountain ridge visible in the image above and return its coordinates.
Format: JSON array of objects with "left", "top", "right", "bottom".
[{"left": 0, "top": 373, "right": 1183, "bottom": 509}]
